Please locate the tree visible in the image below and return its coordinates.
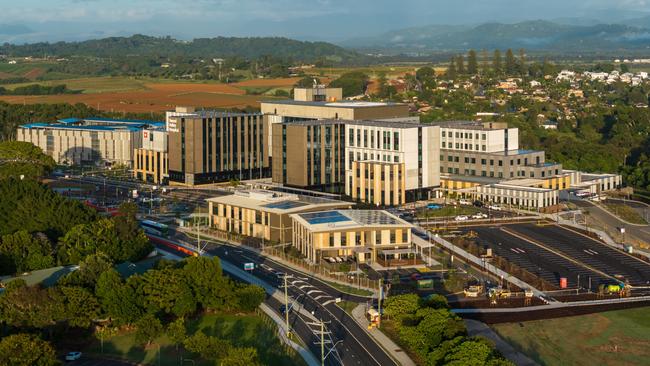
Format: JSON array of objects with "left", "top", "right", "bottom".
[
  {"left": 294, "top": 76, "right": 320, "bottom": 88},
  {"left": 221, "top": 347, "right": 262, "bottom": 366},
  {"left": 236, "top": 284, "right": 266, "bottom": 312},
  {"left": 467, "top": 50, "right": 478, "bottom": 75},
  {"left": 446, "top": 58, "right": 457, "bottom": 80},
  {"left": 0, "top": 141, "right": 56, "bottom": 180},
  {"left": 518, "top": 48, "right": 527, "bottom": 75},
  {"left": 58, "top": 252, "right": 113, "bottom": 288},
  {"left": 183, "top": 256, "right": 236, "bottom": 311},
  {"left": 456, "top": 54, "right": 465, "bottom": 74},
  {"left": 493, "top": 49, "right": 502, "bottom": 73},
  {"left": 329, "top": 71, "right": 369, "bottom": 97},
  {"left": 135, "top": 314, "right": 163, "bottom": 346},
  {"left": 133, "top": 267, "right": 197, "bottom": 317},
  {"left": 0, "top": 230, "right": 54, "bottom": 275},
  {"left": 480, "top": 49, "right": 490, "bottom": 75},
  {"left": 59, "top": 286, "right": 100, "bottom": 328},
  {"left": 0, "top": 282, "right": 64, "bottom": 329},
  {"left": 0, "top": 334, "right": 59, "bottom": 366},
  {"left": 383, "top": 294, "right": 420, "bottom": 320},
  {"left": 167, "top": 317, "right": 187, "bottom": 349},
  {"left": 95, "top": 269, "right": 143, "bottom": 325},
  {"left": 444, "top": 337, "right": 504, "bottom": 366},
  {"left": 184, "top": 331, "right": 232, "bottom": 360},
  {"left": 505, "top": 49, "right": 517, "bottom": 75}
]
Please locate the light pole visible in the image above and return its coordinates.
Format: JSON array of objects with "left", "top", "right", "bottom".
[{"left": 150, "top": 185, "right": 157, "bottom": 215}]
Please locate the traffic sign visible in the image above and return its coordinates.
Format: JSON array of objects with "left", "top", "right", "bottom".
[{"left": 244, "top": 262, "right": 254, "bottom": 271}]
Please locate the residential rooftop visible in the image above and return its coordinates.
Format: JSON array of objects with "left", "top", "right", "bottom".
[{"left": 291, "top": 209, "right": 412, "bottom": 232}]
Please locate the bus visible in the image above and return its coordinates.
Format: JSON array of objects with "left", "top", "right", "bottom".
[{"left": 140, "top": 220, "right": 169, "bottom": 237}]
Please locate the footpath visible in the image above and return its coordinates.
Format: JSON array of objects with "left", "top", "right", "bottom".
[{"left": 464, "top": 319, "right": 538, "bottom": 366}]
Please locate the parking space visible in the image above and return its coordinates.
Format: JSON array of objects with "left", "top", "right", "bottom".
[
  {"left": 470, "top": 226, "right": 610, "bottom": 290},
  {"left": 507, "top": 224, "right": 650, "bottom": 287}
]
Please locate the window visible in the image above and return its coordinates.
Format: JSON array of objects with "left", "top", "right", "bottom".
[
  {"left": 341, "top": 233, "right": 347, "bottom": 246},
  {"left": 402, "top": 231, "right": 408, "bottom": 243},
  {"left": 442, "top": 142, "right": 446, "bottom": 148},
  {"left": 481, "top": 159, "right": 486, "bottom": 165},
  {"left": 356, "top": 232, "right": 361, "bottom": 245},
  {"left": 329, "top": 235, "right": 334, "bottom": 247},
  {"left": 482, "top": 134, "right": 486, "bottom": 140},
  {"left": 442, "top": 131, "right": 446, "bottom": 137},
  {"left": 349, "top": 129, "right": 354, "bottom": 146},
  {"left": 390, "top": 231, "right": 396, "bottom": 243}
]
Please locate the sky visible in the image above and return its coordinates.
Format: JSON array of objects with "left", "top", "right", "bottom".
[{"left": 1, "top": 0, "right": 649, "bottom": 43}]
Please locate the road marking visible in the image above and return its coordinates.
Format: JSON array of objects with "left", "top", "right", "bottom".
[
  {"left": 322, "top": 299, "right": 336, "bottom": 306},
  {"left": 307, "top": 290, "right": 323, "bottom": 295},
  {"left": 314, "top": 295, "right": 332, "bottom": 301}
]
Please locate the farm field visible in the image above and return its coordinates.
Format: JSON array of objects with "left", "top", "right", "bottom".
[
  {"left": 492, "top": 306, "right": 650, "bottom": 366},
  {"left": 0, "top": 76, "right": 286, "bottom": 112}
]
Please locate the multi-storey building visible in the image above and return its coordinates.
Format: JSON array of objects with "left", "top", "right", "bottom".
[
  {"left": 290, "top": 209, "right": 413, "bottom": 265},
  {"left": 206, "top": 189, "right": 352, "bottom": 244},
  {"left": 167, "top": 110, "right": 270, "bottom": 186},
  {"left": 271, "top": 120, "right": 346, "bottom": 192},
  {"left": 345, "top": 121, "right": 440, "bottom": 205},
  {"left": 133, "top": 129, "right": 168, "bottom": 184},
  {"left": 16, "top": 118, "right": 158, "bottom": 166}
]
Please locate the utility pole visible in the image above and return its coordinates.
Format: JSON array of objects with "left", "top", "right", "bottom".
[
  {"left": 320, "top": 320, "right": 325, "bottom": 366},
  {"left": 377, "top": 278, "right": 383, "bottom": 328},
  {"left": 284, "top": 274, "right": 291, "bottom": 338}
]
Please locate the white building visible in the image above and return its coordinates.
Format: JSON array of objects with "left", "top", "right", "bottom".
[{"left": 436, "top": 121, "right": 519, "bottom": 153}]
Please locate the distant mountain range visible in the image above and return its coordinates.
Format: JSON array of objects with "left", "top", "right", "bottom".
[
  {"left": 341, "top": 19, "right": 650, "bottom": 53},
  {"left": 0, "top": 34, "right": 363, "bottom": 62}
]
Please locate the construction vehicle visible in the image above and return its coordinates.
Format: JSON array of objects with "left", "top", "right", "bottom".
[{"left": 488, "top": 287, "right": 511, "bottom": 299}]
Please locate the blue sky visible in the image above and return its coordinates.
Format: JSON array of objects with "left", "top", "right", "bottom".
[{"left": 1, "top": 0, "right": 649, "bottom": 43}]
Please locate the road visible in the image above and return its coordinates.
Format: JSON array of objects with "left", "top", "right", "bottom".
[
  {"left": 161, "top": 229, "right": 396, "bottom": 366},
  {"left": 569, "top": 198, "right": 650, "bottom": 245}
]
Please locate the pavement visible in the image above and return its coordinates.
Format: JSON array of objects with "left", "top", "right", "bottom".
[
  {"left": 570, "top": 198, "right": 650, "bottom": 246},
  {"left": 158, "top": 231, "right": 402, "bottom": 366},
  {"left": 464, "top": 319, "right": 538, "bottom": 366}
]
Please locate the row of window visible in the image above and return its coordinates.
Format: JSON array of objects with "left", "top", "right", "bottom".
[
  {"left": 348, "top": 128, "right": 400, "bottom": 151},
  {"left": 327, "top": 230, "right": 408, "bottom": 247},
  {"left": 442, "top": 130, "right": 487, "bottom": 140}
]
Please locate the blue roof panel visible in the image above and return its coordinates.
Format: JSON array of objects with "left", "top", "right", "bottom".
[
  {"left": 301, "top": 211, "right": 351, "bottom": 225},
  {"left": 58, "top": 118, "right": 82, "bottom": 124},
  {"left": 84, "top": 117, "right": 163, "bottom": 125}
]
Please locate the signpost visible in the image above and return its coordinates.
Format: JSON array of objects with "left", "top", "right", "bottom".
[{"left": 244, "top": 262, "right": 255, "bottom": 271}]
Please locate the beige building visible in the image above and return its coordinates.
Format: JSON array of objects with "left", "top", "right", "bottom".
[
  {"left": 206, "top": 190, "right": 352, "bottom": 244},
  {"left": 346, "top": 121, "right": 440, "bottom": 204},
  {"left": 17, "top": 123, "right": 142, "bottom": 166},
  {"left": 290, "top": 210, "right": 414, "bottom": 265},
  {"left": 167, "top": 110, "right": 270, "bottom": 186},
  {"left": 133, "top": 129, "right": 168, "bottom": 184},
  {"left": 475, "top": 184, "right": 559, "bottom": 210},
  {"left": 293, "top": 86, "right": 342, "bottom": 102},
  {"left": 272, "top": 120, "right": 346, "bottom": 191},
  {"left": 261, "top": 100, "right": 411, "bottom": 123}
]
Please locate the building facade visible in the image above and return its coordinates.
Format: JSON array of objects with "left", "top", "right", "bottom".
[
  {"left": 290, "top": 210, "right": 413, "bottom": 265},
  {"left": 133, "top": 129, "right": 168, "bottom": 184},
  {"left": 345, "top": 121, "right": 440, "bottom": 204},
  {"left": 17, "top": 123, "right": 141, "bottom": 166},
  {"left": 206, "top": 190, "right": 352, "bottom": 243},
  {"left": 474, "top": 184, "right": 559, "bottom": 210},
  {"left": 167, "top": 111, "right": 270, "bottom": 186},
  {"left": 271, "top": 120, "right": 346, "bottom": 191}
]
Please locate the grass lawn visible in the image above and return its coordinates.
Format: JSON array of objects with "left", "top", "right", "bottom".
[
  {"left": 602, "top": 202, "right": 648, "bottom": 225},
  {"left": 492, "top": 307, "right": 650, "bottom": 366},
  {"left": 324, "top": 280, "right": 374, "bottom": 297},
  {"left": 416, "top": 206, "right": 480, "bottom": 219},
  {"left": 85, "top": 313, "right": 305, "bottom": 366},
  {"left": 336, "top": 300, "right": 361, "bottom": 315}
]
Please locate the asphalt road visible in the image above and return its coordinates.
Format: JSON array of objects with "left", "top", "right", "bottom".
[
  {"left": 570, "top": 198, "right": 650, "bottom": 245},
  {"left": 469, "top": 226, "right": 610, "bottom": 290},
  {"left": 159, "top": 230, "right": 395, "bottom": 366}
]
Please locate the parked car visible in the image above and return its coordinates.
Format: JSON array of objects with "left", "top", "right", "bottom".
[
  {"left": 459, "top": 199, "right": 472, "bottom": 205},
  {"left": 473, "top": 200, "right": 484, "bottom": 207},
  {"left": 454, "top": 215, "right": 469, "bottom": 221},
  {"left": 65, "top": 352, "right": 82, "bottom": 361},
  {"left": 488, "top": 205, "right": 502, "bottom": 211},
  {"left": 471, "top": 213, "right": 488, "bottom": 219},
  {"left": 426, "top": 203, "right": 441, "bottom": 210}
]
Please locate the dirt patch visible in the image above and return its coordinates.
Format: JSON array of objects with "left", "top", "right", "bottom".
[
  {"left": 232, "top": 77, "right": 302, "bottom": 87},
  {"left": 0, "top": 71, "right": 14, "bottom": 79},
  {"left": 23, "top": 68, "right": 44, "bottom": 80}
]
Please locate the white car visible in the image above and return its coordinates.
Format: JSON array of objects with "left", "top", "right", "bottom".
[
  {"left": 488, "top": 205, "right": 502, "bottom": 211},
  {"left": 472, "top": 213, "right": 488, "bottom": 219},
  {"left": 65, "top": 352, "right": 82, "bottom": 361},
  {"left": 454, "top": 215, "right": 469, "bottom": 221},
  {"left": 459, "top": 199, "right": 472, "bottom": 205}
]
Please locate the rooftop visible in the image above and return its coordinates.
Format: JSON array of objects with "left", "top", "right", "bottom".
[
  {"left": 433, "top": 120, "right": 509, "bottom": 131},
  {"left": 291, "top": 209, "right": 412, "bottom": 231},
  {"left": 168, "top": 110, "right": 261, "bottom": 119},
  {"left": 20, "top": 123, "right": 141, "bottom": 132},
  {"left": 205, "top": 189, "right": 351, "bottom": 214},
  {"left": 287, "top": 119, "right": 430, "bottom": 129},
  {"left": 261, "top": 99, "right": 405, "bottom": 108},
  {"left": 84, "top": 117, "right": 164, "bottom": 126}
]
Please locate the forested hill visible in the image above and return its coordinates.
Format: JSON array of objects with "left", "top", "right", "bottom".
[{"left": 0, "top": 34, "right": 361, "bottom": 62}]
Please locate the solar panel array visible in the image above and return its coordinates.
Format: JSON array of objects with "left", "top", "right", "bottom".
[
  {"left": 301, "top": 211, "right": 351, "bottom": 225},
  {"left": 344, "top": 210, "right": 402, "bottom": 226},
  {"left": 262, "top": 200, "right": 309, "bottom": 210}
]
